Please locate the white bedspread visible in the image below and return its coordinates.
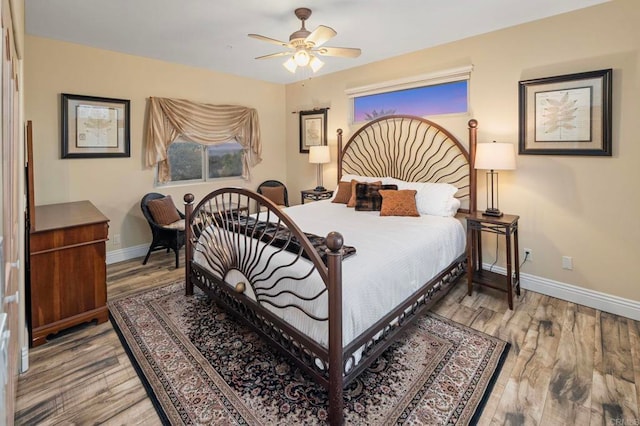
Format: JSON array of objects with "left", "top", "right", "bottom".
[{"left": 193, "top": 200, "right": 466, "bottom": 350}]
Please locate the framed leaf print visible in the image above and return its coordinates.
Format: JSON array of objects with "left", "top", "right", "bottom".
[{"left": 518, "top": 69, "right": 612, "bottom": 156}]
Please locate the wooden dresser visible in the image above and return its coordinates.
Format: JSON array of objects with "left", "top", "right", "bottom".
[{"left": 28, "top": 200, "right": 109, "bottom": 346}]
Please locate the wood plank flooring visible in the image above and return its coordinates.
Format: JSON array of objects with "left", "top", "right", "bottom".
[{"left": 14, "top": 253, "right": 640, "bottom": 425}]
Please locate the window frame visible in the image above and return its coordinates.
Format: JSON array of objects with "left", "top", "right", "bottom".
[{"left": 346, "top": 65, "right": 473, "bottom": 124}]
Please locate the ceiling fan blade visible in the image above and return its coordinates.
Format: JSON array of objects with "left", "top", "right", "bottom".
[
  {"left": 248, "top": 33, "right": 290, "bottom": 48},
  {"left": 255, "top": 52, "right": 292, "bottom": 60},
  {"left": 314, "top": 46, "right": 362, "bottom": 58},
  {"left": 304, "top": 25, "right": 336, "bottom": 47}
]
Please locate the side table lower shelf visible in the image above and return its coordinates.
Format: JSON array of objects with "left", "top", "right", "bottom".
[{"left": 471, "top": 268, "right": 520, "bottom": 295}]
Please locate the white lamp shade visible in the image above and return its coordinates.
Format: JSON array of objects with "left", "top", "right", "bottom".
[
  {"left": 309, "top": 55, "right": 324, "bottom": 73},
  {"left": 309, "top": 145, "right": 330, "bottom": 164},
  {"left": 283, "top": 57, "right": 297, "bottom": 73},
  {"left": 475, "top": 142, "right": 516, "bottom": 170},
  {"left": 293, "top": 49, "right": 310, "bottom": 66}
]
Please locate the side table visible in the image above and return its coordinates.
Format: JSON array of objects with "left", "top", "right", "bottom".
[
  {"left": 301, "top": 189, "right": 334, "bottom": 204},
  {"left": 466, "top": 211, "right": 520, "bottom": 309}
]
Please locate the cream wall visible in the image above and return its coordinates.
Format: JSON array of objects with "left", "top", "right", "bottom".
[
  {"left": 285, "top": 0, "right": 640, "bottom": 302},
  {"left": 22, "top": 0, "right": 640, "bottom": 304},
  {"left": 24, "top": 36, "right": 287, "bottom": 253}
]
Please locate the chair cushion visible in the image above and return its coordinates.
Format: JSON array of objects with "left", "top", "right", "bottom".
[
  {"left": 163, "top": 219, "right": 185, "bottom": 230},
  {"left": 147, "top": 195, "right": 181, "bottom": 225},
  {"left": 261, "top": 186, "right": 286, "bottom": 206}
]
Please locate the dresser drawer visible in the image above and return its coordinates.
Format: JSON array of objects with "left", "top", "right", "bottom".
[{"left": 30, "top": 222, "right": 108, "bottom": 254}]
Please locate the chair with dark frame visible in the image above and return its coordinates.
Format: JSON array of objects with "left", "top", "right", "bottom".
[
  {"left": 257, "top": 180, "right": 289, "bottom": 208},
  {"left": 140, "top": 192, "right": 186, "bottom": 268}
]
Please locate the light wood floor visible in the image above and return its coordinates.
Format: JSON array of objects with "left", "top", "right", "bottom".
[{"left": 14, "top": 253, "right": 640, "bottom": 425}]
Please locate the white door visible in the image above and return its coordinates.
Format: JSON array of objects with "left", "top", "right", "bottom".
[{"left": 0, "top": 0, "right": 22, "bottom": 423}]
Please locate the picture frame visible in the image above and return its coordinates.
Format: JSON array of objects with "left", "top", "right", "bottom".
[
  {"left": 299, "top": 108, "right": 328, "bottom": 153},
  {"left": 518, "top": 69, "right": 612, "bottom": 156},
  {"left": 61, "top": 93, "right": 131, "bottom": 158}
]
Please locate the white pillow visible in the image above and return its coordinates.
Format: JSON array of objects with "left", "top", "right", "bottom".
[
  {"left": 392, "top": 180, "right": 459, "bottom": 217},
  {"left": 340, "top": 173, "right": 389, "bottom": 183},
  {"left": 444, "top": 197, "right": 462, "bottom": 217}
]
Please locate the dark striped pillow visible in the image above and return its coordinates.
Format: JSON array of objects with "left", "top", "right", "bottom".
[{"left": 355, "top": 183, "right": 398, "bottom": 211}]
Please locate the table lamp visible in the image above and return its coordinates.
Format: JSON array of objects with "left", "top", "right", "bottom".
[
  {"left": 309, "top": 145, "right": 330, "bottom": 192},
  {"left": 474, "top": 141, "right": 516, "bottom": 217}
]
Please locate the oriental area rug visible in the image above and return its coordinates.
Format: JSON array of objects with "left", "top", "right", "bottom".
[{"left": 108, "top": 281, "right": 509, "bottom": 425}]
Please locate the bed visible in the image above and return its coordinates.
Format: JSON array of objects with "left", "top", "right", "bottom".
[{"left": 183, "top": 115, "right": 478, "bottom": 425}]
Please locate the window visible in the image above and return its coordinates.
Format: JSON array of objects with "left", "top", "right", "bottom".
[
  {"left": 161, "top": 139, "right": 243, "bottom": 184},
  {"left": 207, "top": 142, "right": 244, "bottom": 179},
  {"left": 346, "top": 65, "right": 472, "bottom": 123},
  {"left": 353, "top": 81, "right": 468, "bottom": 122}
]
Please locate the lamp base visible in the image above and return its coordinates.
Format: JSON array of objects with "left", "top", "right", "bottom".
[
  {"left": 314, "top": 186, "right": 327, "bottom": 192},
  {"left": 482, "top": 208, "right": 503, "bottom": 217}
]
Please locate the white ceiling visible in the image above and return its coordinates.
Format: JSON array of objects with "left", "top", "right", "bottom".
[{"left": 25, "top": 0, "right": 609, "bottom": 85}]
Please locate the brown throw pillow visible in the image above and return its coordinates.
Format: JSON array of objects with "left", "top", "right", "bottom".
[
  {"left": 379, "top": 189, "right": 420, "bottom": 217},
  {"left": 347, "top": 179, "right": 381, "bottom": 207},
  {"left": 355, "top": 183, "right": 398, "bottom": 211},
  {"left": 147, "top": 195, "right": 181, "bottom": 225},
  {"left": 261, "top": 186, "right": 286, "bottom": 206},
  {"left": 331, "top": 181, "right": 352, "bottom": 204}
]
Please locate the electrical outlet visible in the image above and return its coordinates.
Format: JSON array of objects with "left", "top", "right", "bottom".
[
  {"left": 524, "top": 248, "right": 532, "bottom": 262},
  {"left": 562, "top": 256, "right": 573, "bottom": 270},
  {"left": 113, "top": 234, "right": 121, "bottom": 245}
]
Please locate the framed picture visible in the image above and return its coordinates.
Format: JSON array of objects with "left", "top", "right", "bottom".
[
  {"left": 518, "top": 69, "right": 612, "bottom": 156},
  {"left": 61, "top": 93, "right": 130, "bottom": 158},
  {"left": 299, "top": 108, "right": 328, "bottom": 153}
]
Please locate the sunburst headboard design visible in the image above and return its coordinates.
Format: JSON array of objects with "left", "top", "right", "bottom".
[{"left": 337, "top": 115, "right": 477, "bottom": 213}]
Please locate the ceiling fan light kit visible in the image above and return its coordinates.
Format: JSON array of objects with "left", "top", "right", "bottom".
[
  {"left": 293, "top": 50, "right": 310, "bottom": 66},
  {"left": 249, "top": 7, "right": 361, "bottom": 74}
]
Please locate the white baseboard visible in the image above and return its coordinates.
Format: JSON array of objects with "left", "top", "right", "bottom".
[
  {"left": 20, "top": 339, "right": 28, "bottom": 373},
  {"left": 106, "top": 244, "right": 148, "bottom": 265},
  {"left": 485, "top": 263, "right": 640, "bottom": 321}
]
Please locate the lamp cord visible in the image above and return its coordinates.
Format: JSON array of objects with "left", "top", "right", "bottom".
[
  {"left": 489, "top": 235, "right": 530, "bottom": 272},
  {"left": 489, "top": 235, "right": 498, "bottom": 272}
]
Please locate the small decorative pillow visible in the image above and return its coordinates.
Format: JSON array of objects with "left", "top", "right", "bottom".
[
  {"left": 147, "top": 195, "right": 181, "bottom": 225},
  {"left": 347, "top": 179, "right": 381, "bottom": 207},
  {"left": 379, "top": 189, "right": 420, "bottom": 217},
  {"left": 332, "top": 181, "right": 353, "bottom": 204},
  {"left": 355, "top": 183, "right": 398, "bottom": 211},
  {"left": 261, "top": 186, "right": 286, "bottom": 206}
]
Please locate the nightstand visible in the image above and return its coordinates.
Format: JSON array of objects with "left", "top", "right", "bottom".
[
  {"left": 466, "top": 211, "right": 520, "bottom": 310},
  {"left": 301, "top": 189, "right": 334, "bottom": 204}
]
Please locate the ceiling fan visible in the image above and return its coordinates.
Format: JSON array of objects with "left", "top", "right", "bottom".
[{"left": 248, "top": 7, "right": 362, "bottom": 74}]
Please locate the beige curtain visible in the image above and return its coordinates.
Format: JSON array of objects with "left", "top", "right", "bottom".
[{"left": 145, "top": 97, "right": 262, "bottom": 182}]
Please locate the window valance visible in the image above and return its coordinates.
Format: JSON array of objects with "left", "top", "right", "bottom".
[{"left": 145, "top": 97, "right": 262, "bottom": 182}]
